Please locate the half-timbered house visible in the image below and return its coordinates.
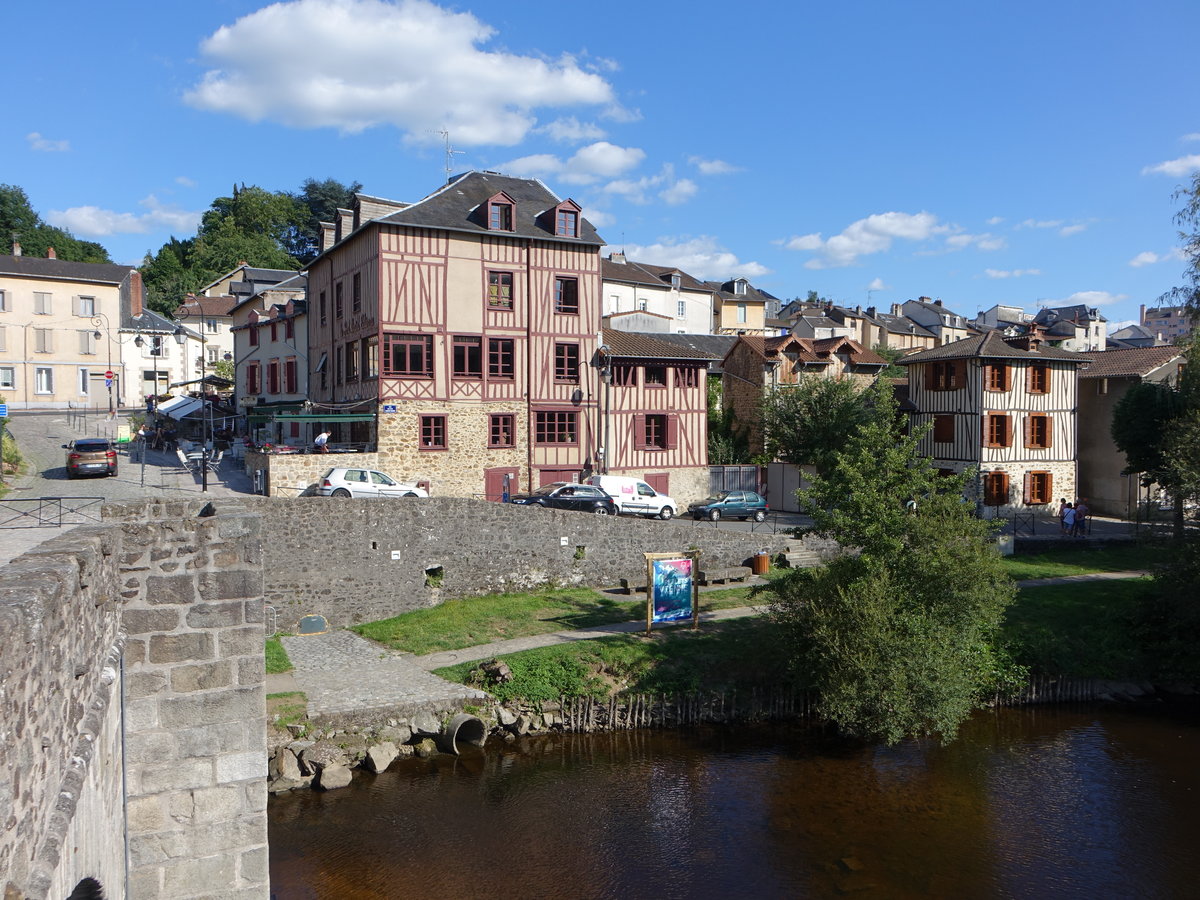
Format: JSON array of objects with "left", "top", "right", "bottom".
[
  {"left": 595, "top": 330, "right": 715, "bottom": 501},
  {"left": 898, "top": 330, "right": 1091, "bottom": 514},
  {"left": 306, "top": 171, "right": 609, "bottom": 499}
]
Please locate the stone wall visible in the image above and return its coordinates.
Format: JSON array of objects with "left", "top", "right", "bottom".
[
  {"left": 256, "top": 496, "right": 792, "bottom": 628},
  {"left": 0, "top": 529, "right": 125, "bottom": 900}
]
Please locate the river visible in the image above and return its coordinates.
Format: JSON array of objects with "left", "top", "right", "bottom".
[{"left": 268, "top": 703, "right": 1200, "bottom": 898}]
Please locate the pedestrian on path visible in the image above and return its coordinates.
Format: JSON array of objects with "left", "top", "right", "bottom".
[
  {"left": 1073, "top": 498, "right": 1089, "bottom": 537},
  {"left": 1063, "top": 503, "right": 1076, "bottom": 537},
  {"left": 1057, "top": 498, "right": 1069, "bottom": 534},
  {"left": 314, "top": 431, "right": 330, "bottom": 453}
]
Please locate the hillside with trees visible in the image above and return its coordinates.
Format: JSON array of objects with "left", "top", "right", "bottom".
[{"left": 0, "top": 184, "right": 112, "bottom": 263}]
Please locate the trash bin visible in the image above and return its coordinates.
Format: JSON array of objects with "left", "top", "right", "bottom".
[{"left": 751, "top": 551, "right": 770, "bottom": 575}]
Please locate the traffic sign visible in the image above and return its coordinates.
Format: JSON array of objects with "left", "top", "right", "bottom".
[
  {"left": 0, "top": 404, "right": 8, "bottom": 417},
  {"left": 105, "top": 370, "right": 115, "bottom": 379}
]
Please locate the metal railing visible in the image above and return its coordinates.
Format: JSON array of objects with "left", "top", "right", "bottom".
[{"left": 0, "top": 497, "right": 105, "bottom": 528}]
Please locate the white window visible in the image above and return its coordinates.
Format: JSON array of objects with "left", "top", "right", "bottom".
[
  {"left": 639, "top": 300, "right": 647, "bottom": 311},
  {"left": 35, "top": 328, "right": 53, "bottom": 353},
  {"left": 35, "top": 366, "right": 54, "bottom": 394},
  {"left": 670, "top": 274, "right": 681, "bottom": 289},
  {"left": 733, "top": 280, "right": 747, "bottom": 296},
  {"left": 737, "top": 302, "right": 748, "bottom": 324},
  {"left": 0, "top": 289, "right": 8, "bottom": 311},
  {"left": 78, "top": 330, "right": 97, "bottom": 355},
  {"left": 677, "top": 300, "right": 686, "bottom": 318},
  {"left": 78, "top": 368, "right": 91, "bottom": 396},
  {"left": 207, "top": 346, "right": 220, "bottom": 364},
  {"left": 149, "top": 336, "right": 166, "bottom": 357},
  {"left": 0, "top": 325, "right": 6, "bottom": 351},
  {"left": 34, "top": 292, "right": 52, "bottom": 315},
  {"left": 0, "top": 366, "right": 14, "bottom": 389},
  {"left": 205, "top": 318, "right": 219, "bottom": 334},
  {"left": 74, "top": 295, "right": 96, "bottom": 317}
]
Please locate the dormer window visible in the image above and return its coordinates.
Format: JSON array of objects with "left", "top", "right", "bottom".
[
  {"left": 487, "top": 193, "right": 515, "bottom": 231},
  {"left": 670, "top": 273, "right": 681, "bottom": 289},
  {"left": 556, "top": 208, "right": 578, "bottom": 237},
  {"left": 733, "top": 280, "right": 747, "bottom": 296}
]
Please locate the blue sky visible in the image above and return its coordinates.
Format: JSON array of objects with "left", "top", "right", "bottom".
[{"left": 6, "top": 0, "right": 1199, "bottom": 328}]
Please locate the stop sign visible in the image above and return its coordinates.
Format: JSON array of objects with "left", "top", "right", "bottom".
[{"left": 105, "top": 370, "right": 114, "bottom": 379}]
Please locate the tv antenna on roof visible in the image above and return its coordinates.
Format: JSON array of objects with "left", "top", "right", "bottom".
[{"left": 437, "top": 128, "right": 465, "bottom": 181}]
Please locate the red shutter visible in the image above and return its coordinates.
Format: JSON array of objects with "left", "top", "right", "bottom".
[
  {"left": 1003, "top": 415, "right": 1013, "bottom": 447},
  {"left": 633, "top": 414, "right": 646, "bottom": 451},
  {"left": 1001, "top": 363, "right": 1011, "bottom": 391},
  {"left": 1045, "top": 415, "right": 1054, "bottom": 449},
  {"left": 1023, "top": 415, "right": 1033, "bottom": 449},
  {"left": 1044, "top": 472, "right": 1053, "bottom": 501},
  {"left": 1000, "top": 472, "right": 1010, "bottom": 504},
  {"left": 983, "top": 363, "right": 993, "bottom": 390},
  {"left": 666, "top": 415, "right": 678, "bottom": 450},
  {"left": 1023, "top": 472, "right": 1032, "bottom": 504},
  {"left": 955, "top": 360, "right": 967, "bottom": 389},
  {"left": 924, "top": 364, "right": 935, "bottom": 391}
]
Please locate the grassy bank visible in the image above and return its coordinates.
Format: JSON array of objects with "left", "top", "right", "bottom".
[{"left": 998, "top": 543, "right": 1159, "bottom": 580}]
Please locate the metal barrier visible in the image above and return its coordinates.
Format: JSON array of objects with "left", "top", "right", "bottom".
[
  {"left": 264, "top": 605, "right": 278, "bottom": 639},
  {"left": 0, "top": 497, "right": 105, "bottom": 528}
]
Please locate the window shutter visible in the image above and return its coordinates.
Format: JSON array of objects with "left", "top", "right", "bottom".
[
  {"left": 1003, "top": 415, "right": 1013, "bottom": 447},
  {"left": 1001, "top": 363, "right": 1010, "bottom": 391},
  {"left": 1000, "top": 473, "right": 1010, "bottom": 504},
  {"left": 1023, "top": 472, "right": 1032, "bottom": 504},
  {"left": 666, "top": 415, "right": 678, "bottom": 450},
  {"left": 1044, "top": 472, "right": 1053, "bottom": 500},
  {"left": 1045, "top": 415, "right": 1054, "bottom": 449},
  {"left": 633, "top": 414, "right": 646, "bottom": 451},
  {"left": 72, "top": 295, "right": 81, "bottom": 316},
  {"left": 954, "top": 360, "right": 966, "bottom": 388},
  {"left": 78, "top": 330, "right": 89, "bottom": 354},
  {"left": 924, "top": 364, "right": 935, "bottom": 391},
  {"left": 983, "top": 363, "right": 993, "bottom": 389},
  {"left": 1023, "top": 415, "right": 1033, "bottom": 449},
  {"left": 0, "top": 326, "right": 5, "bottom": 352}
]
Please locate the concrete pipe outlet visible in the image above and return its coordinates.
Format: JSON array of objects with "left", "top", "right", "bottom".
[{"left": 437, "top": 713, "right": 487, "bottom": 755}]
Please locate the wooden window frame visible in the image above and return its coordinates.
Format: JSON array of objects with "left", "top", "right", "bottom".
[
  {"left": 488, "top": 413, "right": 515, "bottom": 448},
  {"left": 674, "top": 367, "right": 699, "bottom": 389},
  {"left": 554, "top": 343, "right": 580, "bottom": 383},
  {"left": 644, "top": 364, "right": 667, "bottom": 387},
  {"left": 613, "top": 364, "right": 637, "bottom": 387},
  {"left": 335, "top": 281, "right": 344, "bottom": 319},
  {"left": 639, "top": 413, "right": 677, "bottom": 451},
  {"left": 246, "top": 363, "right": 260, "bottom": 395},
  {"left": 1024, "top": 414, "right": 1053, "bottom": 449},
  {"left": 489, "top": 200, "right": 513, "bottom": 232},
  {"left": 984, "top": 413, "right": 1012, "bottom": 448},
  {"left": 419, "top": 415, "right": 447, "bottom": 450},
  {"left": 352, "top": 272, "right": 362, "bottom": 313},
  {"left": 534, "top": 411, "right": 578, "bottom": 445},
  {"left": 453, "top": 336, "right": 484, "bottom": 379},
  {"left": 284, "top": 357, "right": 298, "bottom": 393},
  {"left": 488, "top": 338, "right": 515, "bottom": 379},
  {"left": 983, "top": 471, "right": 1010, "bottom": 506},
  {"left": 927, "top": 360, "right": 965, "bottom": 391},
  {"left": 555, "top": 208, "right": 578, "bottom": 237},
  {"left": 487, "top": 270, "right": 514, "bottom": 310},
  {"left": 984, "top": 362, "right": 1011, "bottom": 392},
  {"left": 382, "top": 333, "right": 434, "bottom": 377},
  {"left": 933, "top": 414, "right": 955, "bottom": 444},
  {"left": 1027, "top": 364, "right": 1050, "bottom": 394},
  {"left": 554, "top": 277, "right": 579, "bottom": 315},
  {"left": 345, "top": 341, "right": 358, "bottom": 382},
  {"left": 1025, "top": 471, "right": 1053, "bottom": 505}
]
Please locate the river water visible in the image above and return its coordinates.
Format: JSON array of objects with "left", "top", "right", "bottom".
[{"left": 268, "top": 703, "right": 1200, "bottom": 899}]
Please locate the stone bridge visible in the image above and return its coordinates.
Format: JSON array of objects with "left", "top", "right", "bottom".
[{"left": 0, "top": 498, "right": 792, "bottom": 899}]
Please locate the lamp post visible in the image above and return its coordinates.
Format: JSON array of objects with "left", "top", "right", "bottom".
[
  {"left": 90, "top": 313, "right": 115, "bottom": 415},
  {"left": 173, "top": 314, "right": 211, "bottom": 493}
]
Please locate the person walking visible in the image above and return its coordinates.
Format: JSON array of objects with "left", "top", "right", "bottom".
[
  {"left": 1062, "top": 502, "right": 1077, "bottom": 538},
  {"left": 1073, "top": 498, "right": 1089, "bottom": 538},
  {"left": 1057, "top": 498, "right": 1069, "bottom": 534}
]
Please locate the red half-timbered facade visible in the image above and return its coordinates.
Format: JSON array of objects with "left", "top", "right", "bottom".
[{"left": 306, "top": 172, "right": 610, "bottom": 498}]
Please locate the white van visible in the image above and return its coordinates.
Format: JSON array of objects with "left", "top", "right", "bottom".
[{"left": 588, "top": 475, "right": 677, "bottom": 520}]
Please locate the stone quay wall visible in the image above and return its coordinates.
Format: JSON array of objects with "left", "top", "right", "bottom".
[{"left": 256, "top": 496, "right": 792, "bottom": 629}]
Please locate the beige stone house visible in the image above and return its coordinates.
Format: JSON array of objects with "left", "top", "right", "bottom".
[
  {"left": 1077, "top": 346, "right": 1186, "bottom": 517},
  {"left": 706, "top": 277, "right": 775, "bottom": 336},
  {"left": 898, "top": 330, "right": 1090, "bottom": 515}
]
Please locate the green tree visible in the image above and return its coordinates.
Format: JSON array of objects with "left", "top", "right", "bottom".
[
  {"left": 871, "top": 343, "right": 908, "bottom": 378},
  {"left": 758, "top": 375, "right": 871, "bottom": 474},
  {"left": 707, "top": 375, "right": 750, "bottom": 464},
  {"left": 0, "top": 184, "right": 111, "bottom": 263},
  {"left": 766, "top": 381, "right": 1017, "bottom": 744},
  {"left": 289, "top": 177, "right": 363, "bottom": 262}
]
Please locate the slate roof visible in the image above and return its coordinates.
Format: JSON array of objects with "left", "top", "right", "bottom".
[
  {"left": 601, "top": 330, "right": 719, "bottom": 361},
  {"left": 601, "top": 256, "right": 709, "bottom": 291},
  {"left": 649, "top": 333, "right": 738, "bottom": 359},
  {"left": 125, "top": 308, "right": 180, "bottom": 334},
  {"left": 197, "top": 265, "right": 299, "bottom": 297},
  {"left": 0, "top": 254, "right": 133, "bottom": 284},
  {"left": 703, "top": 278, "right": 773, "bottom": 303},
  {"left": 897, "top": 330, "right": 1091, "bottom": 364},
  {"left": 1034, "top": 303, "right": 1105, "bottom": 325},
  {"left": 904, "top": 297, "right": 969, "bottom": 319},
  {"left": 866, "top": 311, "right": 937, "bottom": 338},
  {"left": 176, "top": 295, "right": 237, "bottom": 318},
  {"left": 1143, "top": 305, "right": 1190, "bottom": 319},
  {"left": 1077, "top": 347, "right": 1184, "bottom": 379},
  {"left": 372, "top": 171, "right": 604, "bottom": 246}
]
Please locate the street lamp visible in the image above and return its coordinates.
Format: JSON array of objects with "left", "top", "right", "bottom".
[
  {"left": 173, "top": 313, "right": 212, "bottom": 493},
  {"left": 90, "top": 313, "right": 116, "bottom": 415}
]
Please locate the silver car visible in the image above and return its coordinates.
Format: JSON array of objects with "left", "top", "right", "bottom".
[{"left": 316, "top": 467, "right": 429, "bottom": 498}]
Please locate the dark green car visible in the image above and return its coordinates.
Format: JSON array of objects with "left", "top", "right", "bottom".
[{"left": 688, "top": 490, "right": 769, "bottom": 522}]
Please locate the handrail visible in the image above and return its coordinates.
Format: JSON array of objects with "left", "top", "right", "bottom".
[{"left": 0, "top": 496, "right": 105, "bottom": 528}]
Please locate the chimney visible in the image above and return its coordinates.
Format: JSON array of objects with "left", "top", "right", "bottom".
[
  {"left": 1139, "top": 303, "right": 1146, "bottom": 325},
  {"left": 46, "top": 246, "right": 56, "bottom": 259},
  {"left": 12, "top": 240, "right": 21, "bottom": 256},
  {"left": 933, "top": 298, "right": 943, "bottom": 307},
  {"left": 919, "top": 296, "right": 932, "bottom": 303},
  {"left": 320, "top": 221, "right": 335, "bottom": 252},
  {"left": 130, "top": 270, "right": 144, "bottom": 318},
  {"left": 866, "top": 306, "right": 877, "bottom": 318},
  {"left": 610, "top": 251, "right": 627, "bottom": 264}
]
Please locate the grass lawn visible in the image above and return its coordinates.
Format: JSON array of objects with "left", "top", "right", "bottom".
[
  {"left": 1003, "top": 577, "right": 1152, "bottom": 678},
  {"left": 999, "top": 543, "right": 1162, "bottom": 581},
  {"left": 352, "top": 585, "right": 763, "bottom": 655},
  {"left": 434, "top": 616, "right": 794, "bottom": 703},
  {"left": 265, "top": 635, "right": 293, "bottom": 674}
]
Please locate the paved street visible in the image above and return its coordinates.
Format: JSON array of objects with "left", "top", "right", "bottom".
[{"left": 0, "top": 409, "right": 254, "bottom": 565}]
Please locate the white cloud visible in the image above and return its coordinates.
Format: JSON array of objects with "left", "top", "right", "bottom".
[
  {"left": 582, "top": 208, "right": 615, "bottom": 228},
  {"left": 1053, "top": 290, "right": 1128, "bottom": 307},
  {"left": 1059, "top": 224, "right": 1087, "bottom": 237},
  {"left": 538, "top": 116, "right": 606, "bottom": 143},
  {"left": 1128, "top": 248, "right": 1185, "bottom": 267},
  {"left": 984, "top": 268, "right": 1041, "bottom": 279},
  {"left": 623, "top": 236, "right": 769, "bottom": 281},
  {"left": 601, "top": 163, "right": 694, "bottom": 205},
  {"left": 945, "top": 232, "right": 1006, "bottom": 251},
  {"left": 1142, "top": 154, "right": 1200, "bottom": 177},
  {"left": 986, "top": 216, "right": 1004, "bottom": 226},
  {"left": 1183, "top": 133, "right": 1200, "bottom": 142},
  {"left": 783, "top": 211, "right": 948, "bottom": 268},
  {"left": 185, "top": 0, "right": 620, "bottom": 145},
  {"left": 1016, "top": 218, "right": 1064, "bottom": 230},
  {"left": 867, "top": 277, "right": 889, "bottom": 291},
  {"left": 502, "top": 141, "right": 645, "bottom": 185},
  {"left": 46, "top": 195, "right": 201, "bottom": 237},
  {"left": 175, "top": 176, "right": 198, "bottom": 188},
  {"left": 687, "top": 156, "right": 740, "bottom": 175},
  {"left": 660, "top": 178, "right": 697, "bottom": 206},
  {"left": 27, "top": 132, "right": 69, "bottom": 152}
]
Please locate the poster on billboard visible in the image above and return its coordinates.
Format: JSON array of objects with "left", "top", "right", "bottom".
[{"left": 643, "top": 551, "right": 700, "bottom": 633}]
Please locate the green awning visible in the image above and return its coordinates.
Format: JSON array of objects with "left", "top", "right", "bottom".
[{"left": 248, "top": 413, "right": 376, "bottom": 422}]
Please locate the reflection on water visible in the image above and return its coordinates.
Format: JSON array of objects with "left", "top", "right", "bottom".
[{"left": 268, "top": 704, "right": 1200, "bottom": 899}]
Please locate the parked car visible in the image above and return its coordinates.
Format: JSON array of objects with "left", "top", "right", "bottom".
[
  {"left": 587, "top": 475, "right": 677, "bottom": 519},
  {"left": 64, "top": 438, "right": 118, "bottom": 478},
  {"left": 688, "top": 490, "right": 768, "bottom": 522},
  {"left": 508, "top": 482, "right": 617, "bottom": 515},
  {"left": 316, "top": 468, "right": 429, "bottom": 498}
]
